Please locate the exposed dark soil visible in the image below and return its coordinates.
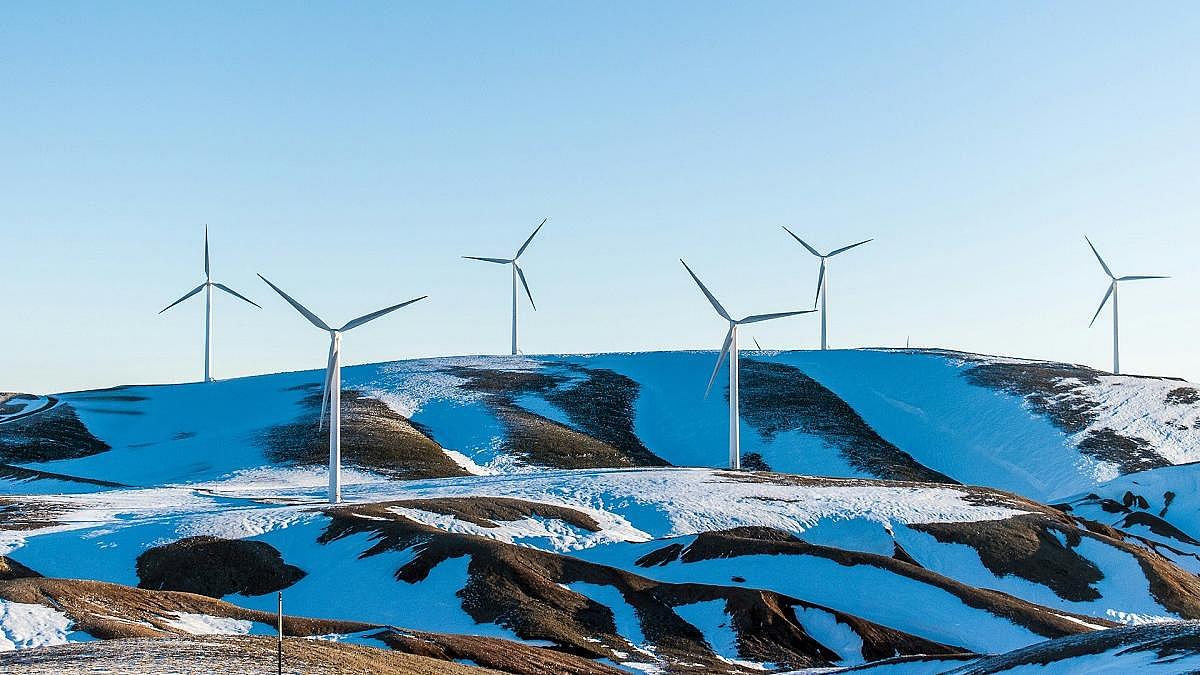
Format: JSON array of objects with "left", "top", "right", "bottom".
[
  {"left": 375, "top": 629, "right": 624, "bottom": 675},
  {"left": 544, "top": 365, "right": 666, "bottom": 466},
  {"left": 1166, "top": 387, "right": 1200, "bottom": 406},
  {"left": 961, "top": 362, "right": 1104, "bottom": 434},
  {"left": 137, "top": 536, "right": 306, "bottom": 597},
  {"left": 910, "top": 515, "right": 1103, "bottom": 602},
  {"left": 0, "top": 636, "right": 495, "bottom": 675},
  {"left": 0, "top": 556, "right": 40, "bottom": 581},
  {"left": 737, "top": 359, "right": 955, "bottom": 484},
  {"left": 0, "top": 576, "right": 373, "bottom": 641},
  {"left": 905, "top": 510, "right": 1200, "bottom": 619},
  {"left": 488, "top": 401, "right": 649, "bottom": 469},
  {"left": 0, "top": 575, "right": 613, "bottom": 674},
  {"left": 947, "top": 621, "right": 1200, "bottom": 674},
  {"left": 961, "top": 361, "right": 1175, "bottom": 474},
  {"left": 388, "top": 497, "right": 602, "bottom": 531},
  {"left": 448, "top": 365, "right": 668, "bottom": 468},
  {"left": 1076, "top": 429, "right": 1169, "bottom": 473},
  {"left": 0, "top": 497, "right": 76, "bottom": 531},
  {"left": 0, "top": 401, "right": 109, "bottom": 464},
  {"left": 261, "top": 386, "right": 469, "bottom": 479},
  {"left": 319, "top": 503, "right": 960, "bottom": 672},
  {"left": 633, "top": 526, "right": 1116, "bottom": 639}
]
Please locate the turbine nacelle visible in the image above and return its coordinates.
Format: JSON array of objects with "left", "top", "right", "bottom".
[
  {"left": 1084, "top": 236, "right": 1168, "bottom": 327},
  {"left": 679, "top": 259, "right": 813, "bottom": 397},
  {"left": 781, "top": 227, "right": 872, "bottom": 349}
]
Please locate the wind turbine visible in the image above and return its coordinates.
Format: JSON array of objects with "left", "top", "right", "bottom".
[
  {"left": 463, "top": 218, "right": 547, "bottom": 355},
  {"left": 680, "top": 260, "right": 813, "bottom": 470},
  {"left": 782, "top": 227, "right": 872, "bottom": 350},
  {"left": 258, "top": 274, "right": 426, "bottom": 503},
  {"left": 159, "top": 227, "right": 260, "bottom": 382},
  {"left": 1084, "top": 236, "right": 1168, "bottom": 375}
]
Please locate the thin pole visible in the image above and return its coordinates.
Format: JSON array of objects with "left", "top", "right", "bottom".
[
  {"left": 511, "top": 264, "right": 518, "bottom": 355},
  {"left": 1112, "top": 283, "right": 1120, "bottom": 375},
  {"left": 277, "top": 591, "right": 283, "bottom": 675},
  {"left": 729, "top": 325, "right": 740, "bottom": 470},
  {"left": 204, "top": 282, "right": 213, "bottom": 382},
  {"left": 820, "top": 266, "right": 828, "bottom": 350},
  {"left": 329, "top": 332, "right": 342, "bottom": 504}
]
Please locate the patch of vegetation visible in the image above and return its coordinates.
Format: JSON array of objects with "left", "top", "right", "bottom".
[
  {"left": 261, "top": 387, "right": 469, "bottom": 479},
  {"left": 137, "top": 535, "right": 306, "bottom": 598},
  {"left": 0, "top": 402, "right": 109, "bottom": 463},
  {"left": 736, "top": 359, "right": 955, "bottom": 484}
]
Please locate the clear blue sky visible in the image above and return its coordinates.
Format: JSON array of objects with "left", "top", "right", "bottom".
[{"left": 3, "top": 2, "right": 1198, "bottom": 393}]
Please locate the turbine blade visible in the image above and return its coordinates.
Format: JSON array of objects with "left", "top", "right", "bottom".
[
  {"left": 204, "top": 226, "right": 210, "bottom": 278},
  {"left": 680, "top": 259, "right": 732, "bottom": 321},
  {"left": 514, "top": 218, "right": 547, "bottom": 259},
  {"left": 704, "top": 327, "right": 734, "bottom": 399},
  {"left": 827, "top": 238, "right": 873, "bottom": 257},
  {"left": 753, "top": 338, "right": 763, "bottom": 350},
  {"left": 515, "top": 264, "right": 536, "bottom": 310},
  {"left": 1089, "top": 282, "right": 1114, "bottom": 327},
  {"left": 319, "top": 339, "right": 335, "bottom": 431},
  {"left": 1117, "top": 275, "right": 1169, "bottom": 281},
  {"left": 257, "top": 274, "right": 331, "bottom": 331},
  {"left": 814, "top": 260, "right": 826, "bottom": 308},
  {"left": 463, "top": 256, "right": 511, "bottom": 264},
  {"left": 340, "top": 295, "right": 427, "bottom": 332},
  {"left": 213, "top": 283, "right": 261, "bottom": 308},
  {"left": 781, "top": 226, "right": 822, "bottom": 257},
  {"left": 739, "top": 309, "right": 816, "bottom": 324},
  {"left": 1084, "top": 236, "right": 1114, "bottom": 278},
  {"left": 158, "top": 283, "right": 205, "bottom": 314}
]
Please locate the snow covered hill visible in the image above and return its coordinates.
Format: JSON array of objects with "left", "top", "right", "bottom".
[
  {"left": 1, "top": 348, "right": 1199, "bottom": 673},
  {"left": 3, "top": 349, "right": 1197, "bottom": 500}
]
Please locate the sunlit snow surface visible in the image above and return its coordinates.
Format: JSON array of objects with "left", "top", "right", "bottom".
[{"left": 4, "top": 349, "right": 1200, "bottom": 670}]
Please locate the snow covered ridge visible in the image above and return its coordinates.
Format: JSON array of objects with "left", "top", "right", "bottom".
[
  {"left": 2, "top": 348, "right": 1200, "bottom": 672},
  {"left": 3, "top": 349, "right": 1197, "bottom": 501},
  {"left": 5, "top": 466, "right": 1200, "bottom": 672}
]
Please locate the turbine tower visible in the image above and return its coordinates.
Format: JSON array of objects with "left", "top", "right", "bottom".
[
  {"left": 159, "top": 227, "right": 261, "bottom": 382},
  {"left": 1085, "top": 236, "right": 1168, "bottom": 375},
  {"left": 680, "top": 260, "right": 813, "bottom": 470},
  {"left": 463, "top": 218, "right": 547, "bottom": 355},
  {"left": 258, "top": 275, "right": 426, "bottom": 503},
  {"left": 782, "top": 227, "right": 872, "bottom": 350}
]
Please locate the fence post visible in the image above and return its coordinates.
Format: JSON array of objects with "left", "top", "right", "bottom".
[{"left": 277, "top": 591, "right": 283, "bottom": 675}]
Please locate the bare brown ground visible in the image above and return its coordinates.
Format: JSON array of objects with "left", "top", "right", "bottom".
[
  {"left": 0, "top": 400, "right": 109, "bottom": 463},
  {"left": 737, "top": 359, "right": 955, "bottom": 484},
  {"left": 0, "top": 496, "right": 76, "bottom": 531},
  {"left": 634, "top": 526, "right": 1117, "bottom": 639},
  {"left": 262, "top": 387, "right": 469, "bottom": 479},
  {"left": 375, "top": 629, "right": 625, "bottom": 675},
  {"left": 320, "top": 503, "right": 961, "bottom": 672},
  {"left": 0, "top": 575, "right": 621, "bottom": 674},
  {"left": 0, "top": 576, "right": 373, "bottom": 640},
  {"left": 914, "top": 513, "right": 1200, "bottom": 618},
  {"left": 450, "top": 365, "right": 668, "bottom": 468},
  {"left": 0, "top": 635, "right": 496, "bottom": 675},
  {"left": 137, "top": 535, "right": 306, "bottom": 597},
  {"left": 387, "top": 496, "right": 602, "bottom": 531}
]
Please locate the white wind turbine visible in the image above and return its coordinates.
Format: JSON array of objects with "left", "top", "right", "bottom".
[
  {"left": 159, "top": 227, "right": 260, "bottom": 382},
  {"left": 258, "top": 275, "right": 426, "bottom": 503},
  {"left": 463, "top": 218, "right": 547, "bottom": 355},
  {"left": 1085, "top": 236, "right": 1168, "bottom": 375},
  {"left": 681, "top": 260, "right": 814, "bottom": 470},
  {"left": 782, "top": 227, "right": 872, "bottom": 350}
]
